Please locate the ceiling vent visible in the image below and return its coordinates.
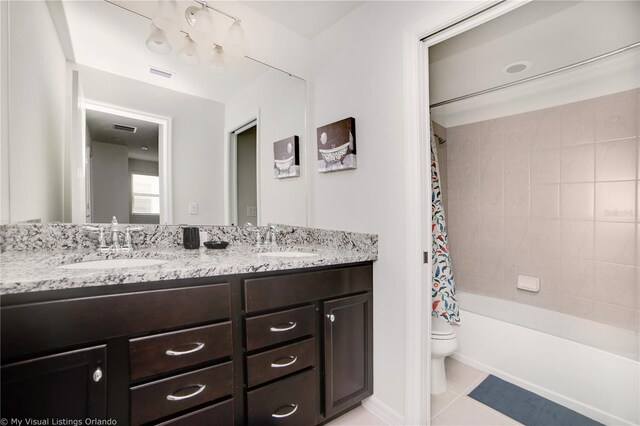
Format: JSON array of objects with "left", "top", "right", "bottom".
[
  {"left": 113, "top": 124, "right": 137, "bottom": 133},
  {"left": 149, "top": 66, "right": 174, "bottom": 79}
]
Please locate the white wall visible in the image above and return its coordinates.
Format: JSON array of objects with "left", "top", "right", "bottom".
[
  {"left": 307, "top": 1, "right": 484, "bottom": 418},
  {"left": 78, "top": 65, "right": 226, "bottom": 225},
  {"left": 90, "top": 141, "right": 129, "bottom": 223},
  {"left": 6, "top": 0, "right": 67, "bottom": 223},
  {"left": 0, "top": 0, "right": 9, "bottom": 224},
  {"left": 226, "top": 69, "right": 307, "bottom": 226}
]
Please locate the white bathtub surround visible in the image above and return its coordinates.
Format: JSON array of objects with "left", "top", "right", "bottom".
[{"left": 454, "top": 292, "right": 640, "bottom": 425}]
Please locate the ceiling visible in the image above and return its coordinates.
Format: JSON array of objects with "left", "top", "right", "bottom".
[
  {"left": 240, "top": 1, "right": 364, "bottom": 39},
  {"left": 86, "top": 110, "right": 159, "bottom": 162},
  {"left": 429, "top": 0, "right": 640, "bottom": 117}
]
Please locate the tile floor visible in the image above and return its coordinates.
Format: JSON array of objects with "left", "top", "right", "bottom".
[{"left": 327, "top": 358, "right": 521, "bottom": 425}]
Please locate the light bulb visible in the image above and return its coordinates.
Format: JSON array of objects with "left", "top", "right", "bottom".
[
  {"left": 225, "top": 19, "right": 246, "bottom": 58},
  {"left": 209, "top": 45, "right": 226, "bottom": 75},
  {"left": 188, "top": 6, "right": 214, "bottom": 45},
  {"left": 152, "top": 0, "right": 178, "bottom": 33},
  {"left": 178, "top": 35, "right": 200, "bottom": 65},
  {"left": 146, "top": 24, "right": 172, "bottom": 55}
]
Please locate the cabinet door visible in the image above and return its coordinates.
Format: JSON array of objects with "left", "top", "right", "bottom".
[
  {"left": 1, "top": 345, "right": 107, "bottom": 421},
  {"left": 323, "top": 293, "right": 373, "bottom": 418}
]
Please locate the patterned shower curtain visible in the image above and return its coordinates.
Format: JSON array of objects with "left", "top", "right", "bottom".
[{"left": 431, "top": 123, "right": 460, "bottom": 324}]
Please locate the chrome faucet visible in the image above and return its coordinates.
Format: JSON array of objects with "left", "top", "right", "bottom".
[
  {"left": 255, "top": 224, "right": 278, "bottom": 248},
  {"left": 84, "top": 216, "right": 143, "bottom": 252}
]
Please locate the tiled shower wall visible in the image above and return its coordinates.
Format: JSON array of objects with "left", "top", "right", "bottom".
[{"left": 441, "top": 88, "right": 639, "bottom": 331}]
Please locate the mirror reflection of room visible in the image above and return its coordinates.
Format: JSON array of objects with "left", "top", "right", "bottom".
[{"left": 2, "top": 0, "right": 307, "bottom": 227}]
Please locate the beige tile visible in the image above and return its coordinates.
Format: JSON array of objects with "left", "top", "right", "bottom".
[
  {"left": 431, "top": 389, "right": 460, "bottom": 419},
  {"left": 530, "top": 184, "right": 559, "bottom": 219},
  {"left": 480, "top": 138, "right": 504, "bottom": 185},
  {"left": 555, "top": 294, "right": 595, "bottom": 320},
  {"left": 596, "top": 138, "right": 638, "bottom": 182},
  {"left": 326, "top": 406, "right": 388, "bottom": 426},
  {"left": 560, "top": 220, "right": 594, "bottom": 260},
  {"left": 530, "top": 219, "right": 560, "bottom": 255},
  {"left": 460, "top": 182, "right": 480, "bottom": 213},
  {"left": 593, "top": 262, "right": 636, "bottom": 309},
  {"left": 477, "top": 249, "right": 504, "bottom": 285},
  {"left": 595, "top": 222, "right": 636, "bottom": 266},
  {"left": 531, "top": 253, "right": 562, "bottom": 293},
  {"left": 481, "top": 182, "right": 504, "bottom": 217},
  {"left": 481, "top": 215, "right": 504, "bottom": 250},
  {"left": 532, "top": 108, "right": 562, "bottom": 151},
  {"left": 560, "top": 144, "right": 594, "bottom": 183},
  {"left": 503, "top": 251, "right": 532, "bottom": 297},
  {"left": 459, "top": 215, "right": 481, "bottom": 248},
  {"left": 503, "top": 113, "right": 533, "bottom": 153},
  {"left": 504, "top": 218, "right": 529, "bottom": 251},
  {"left": 504, "top": 151, "right": 529, "bottom": 186},
  {"left": 504, "top": 185, "right": 529, "bottom": 219},
  {"left": 444, "top": 358, "right": 487, "bottom": 394},
  {"left": 595, "top": 181, "right": 636, "bottom": 222},
  {"left": 559, "top": 258, "right": 594, "bottom": 297},
  {"left": 458, "top": 247, "right": 481, "bottom": 277},
  {"left": 595, "top": 89, "right": 639, "bottom": 142},
  {"left": 560, "top": 183, "right": 594, "bottom": 221},
  {"left": 531, "top": 149, "right": 560, "bottom": 184},
  {"left": 432, "top": 396, "right": 520, "bottom": 426},
  {"left": 560, "top": 99, "right": 596, "bottom": 146},
  {"left": 456, "top": 274, "right": 482, "bottom": 293},
  {"left": 592, "top": 301, "right": 639, "bottom": 331}
]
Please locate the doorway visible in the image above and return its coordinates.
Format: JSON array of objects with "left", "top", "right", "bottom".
[{"left": 230, "top": 120, "right": 258, "bottom": 226}]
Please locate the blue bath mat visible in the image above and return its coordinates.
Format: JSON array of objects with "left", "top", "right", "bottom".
[{"left": 468, "top": 375, "right": 603, "bottom": 426}]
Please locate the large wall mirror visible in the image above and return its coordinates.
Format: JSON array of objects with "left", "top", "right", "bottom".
[{"left": 2, "top": 0, "right": 307, "bottom": 226}]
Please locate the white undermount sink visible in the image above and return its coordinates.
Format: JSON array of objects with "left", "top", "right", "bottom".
[
  {"left": 57, "top": 258, "right": 168, "bottom": 270},
  {"left": 257, "top": 251, "right": 319, "bottom": 258}
]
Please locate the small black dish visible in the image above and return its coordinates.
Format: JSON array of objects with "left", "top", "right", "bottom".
[{"left": 204, "top": 240, "right": 229, "bottom": 249}]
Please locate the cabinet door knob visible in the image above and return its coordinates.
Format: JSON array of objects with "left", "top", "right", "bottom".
[
  {"left": 165, "top": 342, "right": 205, "bottom": 356},
  {"left": 326, "top": 314, "right": 335, "bottom": 322},
  {"left": 272, "top": 404, "right": 299, "bottom": 418},
  {"left": 92, "top": 367, "right": 103, "bottom": 382}
]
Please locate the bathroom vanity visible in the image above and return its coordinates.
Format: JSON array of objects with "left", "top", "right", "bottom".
[{"left": 0, "top": 225, "right": 377, "bottom": 426}]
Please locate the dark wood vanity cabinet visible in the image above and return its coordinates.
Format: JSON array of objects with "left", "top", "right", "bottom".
[{"left": 0, "top": 262, "right": 373, "bottom": 425}]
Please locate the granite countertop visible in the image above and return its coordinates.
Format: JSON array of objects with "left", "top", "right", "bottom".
[{"left": 0, "top": 243, "right": 377, "bottom": 295}]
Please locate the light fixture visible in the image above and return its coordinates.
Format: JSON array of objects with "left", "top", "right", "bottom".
[
  {"left": 151, "top": 0, "right": 178, "bottom": 33},
  {"left": 145, "top": 1, "right": 247, "bottom": 73},
  {"left": 140, "top": 145, "right": 149, "bottom": 151},
  {"left": 178, "top": 34, "right": 200, "bottom": 65},
  {"left": 187, "top": 5, "right": 215, "bottom": 45},
  {"left": 225, "top": 19, "right": 246, "bottom": 58},
  {"left": 209, "top": 45, "right": 226, "bottom": 74},
  {"left": 146, "top": 24, "right": 172, "bottom": 55},
  {"left": 502, "top": 61, "right": 532, "bottom": 74}
]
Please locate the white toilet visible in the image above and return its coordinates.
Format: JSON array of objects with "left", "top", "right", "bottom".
[{"left": 431, "top": 316, "right": 458, "bottom": 394}]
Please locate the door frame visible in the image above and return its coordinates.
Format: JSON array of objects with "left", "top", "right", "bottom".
[
  {"left": 401, "top": 1, "right": 529, "bottom": 423},
  {"left": 81, "top": 101, "right": 173, "bottom": 225},
  {"left": 226, "top": 113, "right": 260, "bottom": 226}
]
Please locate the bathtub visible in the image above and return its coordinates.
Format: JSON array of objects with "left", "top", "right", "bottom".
[{"left": 452, "top": 292, "right": 639, "bottom": 426}]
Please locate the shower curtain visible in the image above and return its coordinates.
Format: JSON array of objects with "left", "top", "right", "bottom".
[{"left": 431, "top": 123, "right": 460, "bottom": 324}]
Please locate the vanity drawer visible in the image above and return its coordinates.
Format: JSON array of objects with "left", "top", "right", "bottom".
[
  {"left": 247, "top": 338, "right": 315, "bottom": 387},
  {"left": 155, "top": 399, "right": 233, "bottom": 426},
  {"left": 130, "top": 362, "right": 233, "bottom": 425},
  {"left": 245, "top": 305, "right": 315, "bottom": 351},
  {"left": 246, "top": 369, "right": 316, "bottom": 426},
  {"left": 129, "top": 322, "right": 233, "bottom": 381},
  {"left": 1, "top": 283, "right": 231, "bottom": 360},
  {"left": 244, "top": 265, "right": 372, "bottom": 312}
]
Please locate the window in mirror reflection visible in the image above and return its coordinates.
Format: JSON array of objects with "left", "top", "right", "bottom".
[{"left": 131, "top": 174, "right": 160, "bottom": 215}]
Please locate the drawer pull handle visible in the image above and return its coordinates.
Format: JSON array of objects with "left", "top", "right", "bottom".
[
  {"left": 271, "top": 356, "right": 298, "bottom": 368},
  {"left": 272, "top": 404, "right": 299, "bottom": 418},
  {"left": 165, "top": 342, "right": 205, "bottom": 356},
  {"left": 270, "top": 322, "right": 297, "bottom": 332},
  {"left": 166, "top": 384, "right": 206, "bottom": 401}
]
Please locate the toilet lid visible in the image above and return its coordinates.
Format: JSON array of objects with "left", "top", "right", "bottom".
[{"left": 432, "top": 316, "right": 455, "bottom": 336}]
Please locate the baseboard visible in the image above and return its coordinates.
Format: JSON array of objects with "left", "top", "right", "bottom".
[
  {"left": 362, "top": 396, "right": 404, "bottom": 425},
  {"left": 451, "top": 353, "right": 637, "bottom": 426}
]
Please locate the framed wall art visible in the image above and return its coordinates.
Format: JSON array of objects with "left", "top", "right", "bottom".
[
  {"left": 273, "top": 135, "right": 300, "bottom": 179},
  {"left": 316, "top": 117, "right": 356, "bottom": 173}
]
